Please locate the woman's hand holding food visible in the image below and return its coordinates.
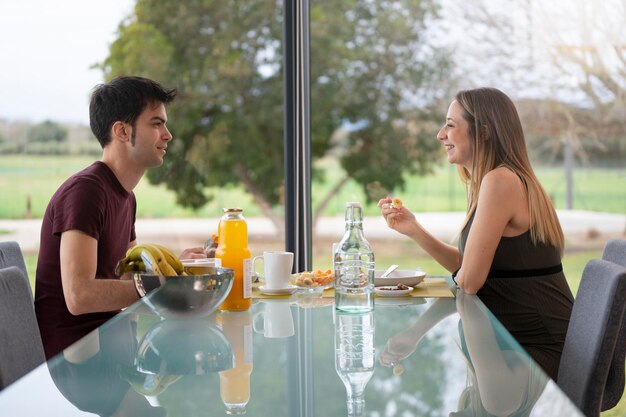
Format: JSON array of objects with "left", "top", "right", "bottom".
[
  {"left": 377, "top": 197, "right": 419, "bottom": 237},
  {"left": 380, "top": 330, "right": 420, "bottom": 368}
]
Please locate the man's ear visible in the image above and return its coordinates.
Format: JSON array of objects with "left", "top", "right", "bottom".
[{"left": 112, "top": 121, "right": 130, "bottom": 142}]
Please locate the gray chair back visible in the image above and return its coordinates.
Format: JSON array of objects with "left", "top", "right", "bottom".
[
  {"left": 557, "top": 259, "right": 626, "bottom": 417},
  {"left": 603, "top": 238, "right": 626, "bottom": 268},
  {"left": 0, "top": 266, "right": 46, "bottom": 390},
  {"left": 0, "top": 241, "right": 29, "bottom": 284},
  {"left": 601, "top": 238, "right": 626, "bottom": 410}
]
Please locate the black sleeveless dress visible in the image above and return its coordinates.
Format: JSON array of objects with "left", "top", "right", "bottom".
[{"left": 459, "top": 216, "right": 574, "bottom": 380}]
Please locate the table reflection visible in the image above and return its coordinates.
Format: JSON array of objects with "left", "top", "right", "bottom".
[
  {"left": 135, "top": 319, "right": 233, "bottom": 376},
  {"left": 380, "top": 293, "right": 548, "bottom": 417},
  {"left": 454, "top": 293, "right": 547, "bottom": 417},
  {"left": 334, "top": 311, "right": 375, "bottom": 417},
  {"left": 216, "top": 311, "right": 253, "bottom": 415},
  {"left": 50, "top": 315, "right": 167, "bottom": 416},
  {"left": 48, "top": 312, "right": 239, "bottom": 417},
  {"left": 0, "top": 285, "right": 584, "bottom": 417},
  {"left": 253, "top": 301, "right": 295, "bottom": 339}
]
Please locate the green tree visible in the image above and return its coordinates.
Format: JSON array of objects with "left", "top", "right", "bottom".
[
  {"left": 27, "top": 120, "right": 68, "bottom": 143},
  {"left": 99, "top": 0, "right": 451, "bottom": 230}
]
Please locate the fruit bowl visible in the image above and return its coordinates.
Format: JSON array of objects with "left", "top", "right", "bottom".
[{"left": 136, "top": 268, "right": 234, "bottom": 319}]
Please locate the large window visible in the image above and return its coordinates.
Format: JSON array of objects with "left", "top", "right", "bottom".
[
  {"left": 308, "top": 0, "right": 626, "bottom": 275},
  {"left": 1, "top": 0, "right": 624, "bottom": 284}
]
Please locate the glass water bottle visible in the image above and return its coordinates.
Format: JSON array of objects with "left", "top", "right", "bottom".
[{"left": 333, "top": 202, "right": 375, "bottom": 312}]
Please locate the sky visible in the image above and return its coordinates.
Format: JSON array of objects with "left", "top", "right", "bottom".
[
  {"left": 0, "top": 0, "right": 135, "bottom": 125},
  {"left": 0, "top": 0, "right": 620, "bottom": 126}
]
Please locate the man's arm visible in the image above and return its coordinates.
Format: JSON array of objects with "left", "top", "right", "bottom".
[{"left": 60, "top": 230, "right": 139, "bottom": 315}]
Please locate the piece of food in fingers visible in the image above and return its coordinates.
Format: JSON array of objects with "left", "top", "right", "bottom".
[
  {"left": 393, "top": 363, "right": 405, "bottom": 376},
  {"left": 391, "top": 197, "right": 403, "bottom": 209}
]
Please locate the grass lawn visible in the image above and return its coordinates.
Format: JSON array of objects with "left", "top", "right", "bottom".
[{"left": 1, "top": 155, "right": 624, "bottom": 219}]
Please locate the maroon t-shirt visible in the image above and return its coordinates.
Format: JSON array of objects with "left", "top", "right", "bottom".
[{"left": 35, "top": 161, "right": 137, "bottom": 359}]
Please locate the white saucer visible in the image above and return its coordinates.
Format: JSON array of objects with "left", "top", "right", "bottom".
[
  {"left": 259, "top": 285, "right": 298, "bottom": 295},
  {"left": 375, "top": 286, "right": 413, "bottom": 297}
]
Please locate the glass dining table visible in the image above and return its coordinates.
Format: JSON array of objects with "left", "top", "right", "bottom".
[{"left": 0, "top": 277, "right": 583, "bottom": 417}]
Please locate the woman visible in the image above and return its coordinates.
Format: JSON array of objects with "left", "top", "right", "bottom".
[{"left": 379, "top": 87, "right": 574, "bottom": 380}]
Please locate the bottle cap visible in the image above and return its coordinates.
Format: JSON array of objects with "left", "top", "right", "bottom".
[
  {"left": 223, "top": 208, "right": 243, "bottom": 213},
  {"left": 345, "top": 202, "right": 361, "bottom": 208}
]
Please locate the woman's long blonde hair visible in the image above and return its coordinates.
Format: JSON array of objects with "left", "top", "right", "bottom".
[{"left": 455, "top": 87, "right": 564, "bottom": 250}]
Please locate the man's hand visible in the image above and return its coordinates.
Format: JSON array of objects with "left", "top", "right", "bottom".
[{"left": 180, "top": 247, "right": 208, "bottom": 260}]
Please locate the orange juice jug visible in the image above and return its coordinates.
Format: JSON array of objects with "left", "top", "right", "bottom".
[
  {"left": 216, "top": 208, "right": 252, "bottom": 311},
  {"left": 217, "top": 311, "right": 253, "bottom": 415}
]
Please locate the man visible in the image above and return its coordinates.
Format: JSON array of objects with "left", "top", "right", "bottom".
[{"left": 35, "top": 76, "right": 205, "bottom": 360}]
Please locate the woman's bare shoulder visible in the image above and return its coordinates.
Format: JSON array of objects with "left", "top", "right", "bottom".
[
  {"left": 480, "top": 167, "right": 529, "bottom": 233},
  {"left": 482, "top": 166, "right": 523, "bottom": 192}
]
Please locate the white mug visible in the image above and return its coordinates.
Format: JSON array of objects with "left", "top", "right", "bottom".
[
  {"left": 252, "top": 251, "right": 293, "bottom": 289},
  {"left": 253, "top": 302, "right": 294, "bottom": 338}
]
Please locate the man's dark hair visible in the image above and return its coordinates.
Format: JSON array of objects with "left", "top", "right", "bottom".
[{"left": 89, "top": 76, "right": 177, "bottom": 148}]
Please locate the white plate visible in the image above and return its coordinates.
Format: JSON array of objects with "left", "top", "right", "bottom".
[
  {"left": 374, "top": 269, "right": 426, "bottom": 287},
  {"left": 290, "top": 273, "right": 334, "bottom": 290},
  {"left": 259, "top": 285, "right": 298, "bottom": 295},
  {"left": 375, "top": 286, "right": 413, "bottom": 297},
  {"left": 181, "top": 258, "right": 221, "bottom": 267},
  {"left": 181, "top": 258, "right": 222, "bottom": 275}
]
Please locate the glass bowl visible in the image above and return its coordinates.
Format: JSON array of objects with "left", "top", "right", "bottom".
[{"left": 136, "top": 267, "right": 234, "bottom": 319}]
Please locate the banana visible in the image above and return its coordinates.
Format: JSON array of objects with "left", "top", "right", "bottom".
[
  {"left": 114, "top": 259, "right": 146, "bottom": 276},
  {"left": 117, "top": 244, "right": 178, "bottom": 276},
  {"left": 115, "top": 244, "right": 152, "bottom": 276},
  {"left": 139, "top": 249, "right": 165, "bottom": 275},
  {"left": 142, "top": 245, "right": 178, "bottom": 276},
  {"left": 152, "top": 243, "right": 184, "bottom": 275}
]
